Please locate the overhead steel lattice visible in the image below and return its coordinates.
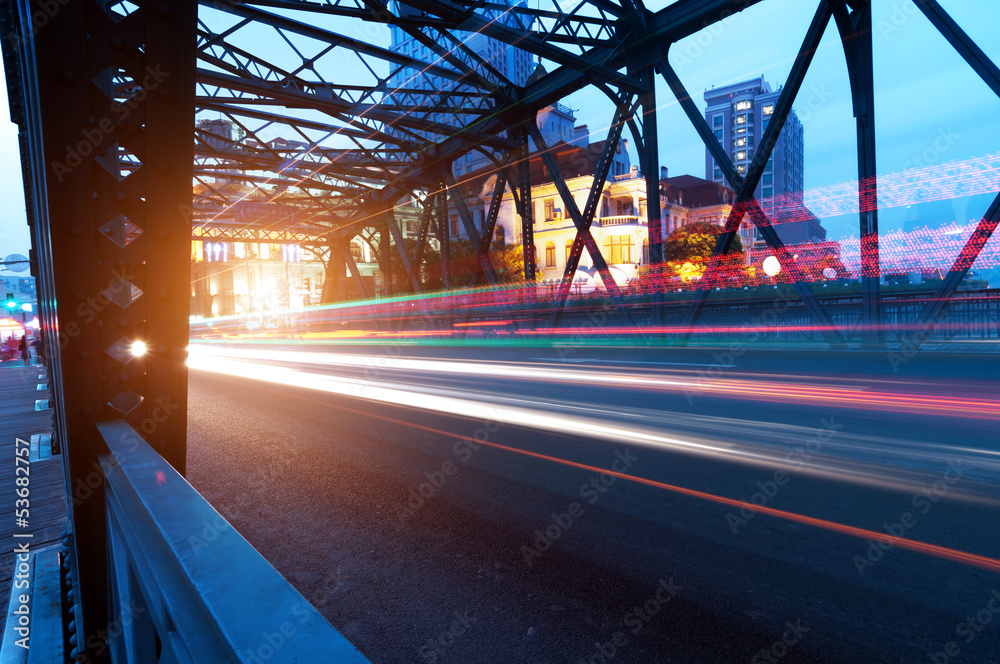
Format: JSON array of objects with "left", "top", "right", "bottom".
[{"left": 187, "top": 0, "right": 1000, "bottom": 346}]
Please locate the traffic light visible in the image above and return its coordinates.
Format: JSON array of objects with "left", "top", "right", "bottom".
[{"left": 4, "top": 293, "right": 16, "bottom": 310}]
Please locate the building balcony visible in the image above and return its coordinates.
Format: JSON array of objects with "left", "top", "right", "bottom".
[{"left": 597, "top": 215, "right": 645, "bottom": 227}]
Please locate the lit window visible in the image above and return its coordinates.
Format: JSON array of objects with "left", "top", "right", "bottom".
[
  {"left": 736, "top": 151, "right": 747, "bottom": 161},
  {"left": 734, "top": 100, "right": 751, "bottom": 111},
  {"left": 736, "top": 114, "right": 746, "bottom": 125},
  {"left": 545, "top": 242, "right": 556, "bottom": 267},
  {"left": 736, "top": 137, "right": 747, "bottom": 147},
  {"left": 602, "top": 235, "right": 635, "bottom": 264},
  {"left": 737, "top": 164, "right": 746, "bottom": 174},
  {"left": 565, "top": 239, "right": 574, "bottom": 262},
  {"left": 763, "top": 104, "right": 774, "bottom": 116}
]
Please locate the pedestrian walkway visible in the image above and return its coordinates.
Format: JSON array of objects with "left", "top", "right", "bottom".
[{"left": 0, "top": 363, "right": 66, "bottom": 632}]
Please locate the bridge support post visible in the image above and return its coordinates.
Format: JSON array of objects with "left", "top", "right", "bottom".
[
  {"left": 835, "top": 1, "right": 882, "bottom": 347},
  {"left": 7, "top": 0, "right": 197, "bottom": 656},
  {"left": 639, "top": 65, "right": 664, "bottom": 332}
]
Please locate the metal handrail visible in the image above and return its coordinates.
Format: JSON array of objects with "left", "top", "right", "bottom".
[{"left": 97, "top": 420, "right": 370, "bottom": 663}]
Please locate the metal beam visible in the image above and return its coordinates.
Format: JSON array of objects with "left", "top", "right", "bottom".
[
  {"left": 527, "top": 105, "right": 640, "bottom": 332},
  {"left": 383, "top": 205, "right": 425, "bottom": 292},
  {"left": 913, "top": 192, "right": 1000, "bottom": 339},
  {"left": 435, "top": 181, "right": 451, "bottom": 288},
  {"left": 912, "top": 0, "right": 1000, "bottom": 98},
  {"left": 834, "top": 1, "right": 881, "bottom": 346},
  {"left": 637, "top": 65, "right": 664, "bottom": 329},
  {"left": 11, "top": 0, "right": 198, "bottom": 656},
  {"left": 515, "top": 125, "right": 536, "bottom": 284},
  {"left": 442, "top": 169, "right": 500, "bottom": 285},
  {"left": 674, "top": 0, "right": 846, "bottom": 348}
]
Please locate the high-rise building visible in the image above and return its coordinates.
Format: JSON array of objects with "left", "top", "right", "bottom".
[
  {"left": 388, "top": 8, "right": 535, "bottom": 93},
  {"left": 387, "top": 3, "right": 538, "bottom": 177},
  {"left": 703, "top": 76, "right": 804, "bottom": 228}
]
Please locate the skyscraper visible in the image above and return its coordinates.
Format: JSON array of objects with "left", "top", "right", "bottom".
[
  {"left": 703, "top": 76, "right": 804, "bottom": 223},
  {"left": 387, "top": 3, "right": 537, "bottom": 177}
]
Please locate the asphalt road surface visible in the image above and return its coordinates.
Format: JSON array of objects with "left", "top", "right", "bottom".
[{"left": 186, "top": 343, "right": 1000, "bottom": 664}]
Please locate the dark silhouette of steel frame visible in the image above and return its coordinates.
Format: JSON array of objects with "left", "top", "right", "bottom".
[{"left": 3, "top": 0, "right": 999, "bottom": 659}]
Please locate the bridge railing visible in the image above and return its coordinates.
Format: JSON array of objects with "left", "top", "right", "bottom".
[{"left": 96, "top": 420, "right": 370, "bottom": 664}]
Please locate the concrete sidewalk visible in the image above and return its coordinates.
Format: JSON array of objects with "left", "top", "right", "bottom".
[{"left": 0, "top": 363, "right": 66, "bottom": 632}]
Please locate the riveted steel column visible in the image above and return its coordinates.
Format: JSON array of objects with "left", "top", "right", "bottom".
[
  {"left": 835, "top": 1, "right": 881, "bottom": 346},
  {"left": 10, "top": 0, "right": 197, "bottom": 654}
]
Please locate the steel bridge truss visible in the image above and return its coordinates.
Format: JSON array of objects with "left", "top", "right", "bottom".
[
  {"left": 182, "top": 0, "right": 1000, "bottom": 350},
  {"left": 3, "top": 0, "right": 999, "bottom": 660}
]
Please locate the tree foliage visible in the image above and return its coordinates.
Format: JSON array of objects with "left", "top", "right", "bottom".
[
  {"left": 663, "top": 221, "right": 743, "bottom": 263},
  {"left": 389, "top": 236, "right": 530, "bottom": 293}
]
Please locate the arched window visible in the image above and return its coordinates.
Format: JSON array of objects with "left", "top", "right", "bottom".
[
  {"left": 642, "top": 238, "right": 649, "bottom": 265},
  {"left": 565, "top": 238, "right": 574, "bottom": 263},
  {"left": 545, "top": 242, "right": 556, "bottom": 267},
  {"left": 350, "top": 241, "right": 364, "bottom": 263},
  {"left": 602, "top": 235, "right": 635, "bottom": 265},
  {"left": 494, "top": 226, "right": 505, "bottom": 246}
]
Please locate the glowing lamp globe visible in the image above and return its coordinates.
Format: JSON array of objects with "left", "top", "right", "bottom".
[{"left": 762, "top": 256, "right": 781, "bottom": 277}]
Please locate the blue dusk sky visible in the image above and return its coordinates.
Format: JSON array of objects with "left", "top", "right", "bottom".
[{"left": 0, "top": 0, "right": 997, "bottom": 260}]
